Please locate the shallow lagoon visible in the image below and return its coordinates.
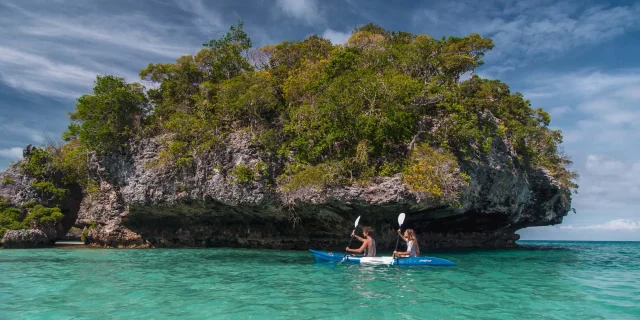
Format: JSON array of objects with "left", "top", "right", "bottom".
[{"left": 1, "top": 241, "right": 639, "bottom": 319}]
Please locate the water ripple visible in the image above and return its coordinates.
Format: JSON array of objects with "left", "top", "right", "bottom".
[{"left": 0, "top": 242, "right": 639, "bottom": 319}]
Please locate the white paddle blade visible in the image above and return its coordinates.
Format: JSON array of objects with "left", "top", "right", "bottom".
[
  {"left": 354, "top": 216, "right": 361, "bottom": 228},
  {"left": 398, "top": 213, "right": 406, "bottom": 226}
]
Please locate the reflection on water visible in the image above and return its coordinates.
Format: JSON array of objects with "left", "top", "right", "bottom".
[{"left": 0, "top": 241, "right": 639, "bottom": 319}]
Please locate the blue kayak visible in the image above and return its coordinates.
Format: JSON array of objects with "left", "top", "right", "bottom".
[{"left": 309, "top": 249, "right": 456, "bottom": 266}]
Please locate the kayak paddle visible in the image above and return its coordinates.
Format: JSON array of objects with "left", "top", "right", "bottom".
[
  {"left": 393, "top": 213, "right": 406, "bottom": 261},
  {"left": 345, "top": 215, "right": 361, "bottom": 256}
]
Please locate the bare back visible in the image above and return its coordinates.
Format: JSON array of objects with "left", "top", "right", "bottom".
[{"left": 364, "top": 236, "right": 376, "bottom": 257}]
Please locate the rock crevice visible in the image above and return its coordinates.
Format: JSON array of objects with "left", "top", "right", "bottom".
[{"left": 1, "top": 131, "right": 571, "bottom": 249}]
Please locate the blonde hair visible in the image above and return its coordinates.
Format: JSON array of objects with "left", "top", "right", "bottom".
[
  {"left": 405, "top": 229, "right": 420, "bottom": 256},
  {"left": 362, "top": 226, "right": 374, "bottom": 235}
]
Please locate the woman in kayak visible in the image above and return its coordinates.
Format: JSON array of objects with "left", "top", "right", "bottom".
[
  {"left": 346, "top": 226, "right": 377, "bottom": 257},
  {"left": 393, "top": 228, "right": 420, "bottom": 258}
]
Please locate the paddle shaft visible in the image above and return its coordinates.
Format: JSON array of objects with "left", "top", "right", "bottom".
[
  {"left": 394, "top": 233, "right": 401, "bottom": 252},
  {"left": 346, "top": 228, "right": 356, "bottom": 250},
  {"left": 394, "top": 225, "right": 403, "bottom": 259}
]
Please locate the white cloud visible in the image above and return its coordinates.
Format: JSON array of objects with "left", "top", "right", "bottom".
[
  {"left": 524, "top": 69, "right": 640, "bottom": 145},
  {"left": 477, "top": 66, "right": 516, "bottom": 79},
  {"left": 0, "top": 46, "right": 98, "bottom": 98},
  {"left": 0, "top": 121, "right": 47, "bottom": 144},
  {"left": 322, "top": 29, "right": 350, "bottom": 44},
  {"left": 174, "top": 0, "right": 225, "bottom": 36},
  {"left": 0, "top": 1, "right": 201, "bottom": 98},
  {"left": 548, "top": 106, "right": 571, "bottom": 118},
  {"left": 615, "top": 86, "right": 640, "bottom": 100},
  {"left": 7, "top": 2, "right": 192, "bottom": 58},
  {"left": 521, "top": 71, "right": 640, "bottom": 223},
  {"left": 0, "top": 147, "right": 23, "bottom": 160},
  {"left": 567, "top": 153, "right": 640, "bottom": 219},
  {"left": 276, "top": 0, "right": 324, "bottom": 25},
  {"left": 412, "top": 1, "right": 640, "bottom": 69},
  {"left": 560, "top": 219, "right": 640, "bottom": 231},
  {"left": 584, "top": 154, "right": 626, "bottom": 177}
]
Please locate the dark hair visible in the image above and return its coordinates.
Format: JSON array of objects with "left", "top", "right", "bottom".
[{"left": 362, "top": 226, "right": 374, "bottom": 234}]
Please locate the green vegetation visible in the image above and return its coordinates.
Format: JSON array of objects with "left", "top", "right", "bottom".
[
  {"left": 28, "top": 22, "right": 576, "bottom": 206},
  {"left": 20, "top": 139, "right": 97, "bottom": 196},
  {"left": 63, "top": 75, "right": 149, "bottom": 154},
  {"left": 14, "top": 139, "right": 99, "bottom": 227},
  {"left": 0, "top": 198, "right": 63, "bottom": 238},
  {"left": 23, "top": 205, "right": 63, "bottom": 225},
  {"left": 1, "top": 176, "right": 14, "bottom": 185},
  {"left": 230, "top": 164, "right": 255, "bottom": 184},
  {"left": 403, "top": 144, "right": 470, "bottom": 203},
  {"left": 279, "top": 162, "right": 341, "bottom": 192},
  {"left": 0, "top": 198, "right": 23, "bottom": 238},
  {"left": 80, "top": 222, "right": 98, "bottom": 243},
  {"left": 81, "top": 228, "right": 88, "bottom": 243},
  {"left": 20, "top": 147, "right": 69, "bottom": 200}
]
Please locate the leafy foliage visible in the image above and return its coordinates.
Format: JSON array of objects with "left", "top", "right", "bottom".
[
  {"left": 0, "top": 198, "right": 23, "bottom": 238},
  {"left": 80, "top": 222, "right": 98, "bottom": 243},
  {"left": 13, "top": 141, "right": 99, "bottom": 233},
  {"left": 49, "top": 140, "right": 99, "bottom": 193},
  {"left": 0, "top": 198, "right": 63, "bottom": 238},
  {"left": 403, "top": 144, "right": 470, "bottom": 203},
  {"left": 279, "top": 162, "right": 342, "bottom": 192},
  {"left": 1, "top": 176, "right": 14, "bottom": 185},
  {"left": 23, "top": 205, "right": 64, "bottom": 225},
  {"left": 20, "top": 148, "right": 68, "bottom": 201},
  {"left": 230, "top": 164, "right": 254, "bottom": 184},
  {"left": 64, "top": 75, "right": 148, "bottom": 154},
  {"left": 49, "top": 22, "right": 577, "bottom": 207}
]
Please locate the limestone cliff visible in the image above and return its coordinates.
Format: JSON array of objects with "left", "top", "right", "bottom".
[{"left": 1, "top": 128, "right": 571, "bottom": 249}]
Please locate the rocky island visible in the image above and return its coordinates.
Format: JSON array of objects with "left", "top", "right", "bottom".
[{"left": 0, "top": 23, "right": 577, "bottom": 249}]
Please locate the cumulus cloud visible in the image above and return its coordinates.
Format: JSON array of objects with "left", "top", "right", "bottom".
[
  {"left": 322, "top": 29, "right": 350, "bottom": 44},
  {"left": 560, "top": 219, "right": 640, "bottom": 231},
  {"left": 518, "top": 70, "right": 640, "bottom": 227},
  {"left": 523, "top": 69, "right": 640, "bottom": 145},
  {"left": 0, "top": 147, "right": 23, "bottom": 160},
  {"left": 276, "top": 0, "right": 324, "bottom": 25},
  {"left": 556, "top": 153, "right": 640, "bottom": 232}
]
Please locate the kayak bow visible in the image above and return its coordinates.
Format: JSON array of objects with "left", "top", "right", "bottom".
[{"left": 309, "top": 249, "right": 456, "bottom": 266}]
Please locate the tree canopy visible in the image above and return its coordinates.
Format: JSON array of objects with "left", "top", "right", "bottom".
[{"left": 53, "top": 22, "right": 577, "bottom": 203}]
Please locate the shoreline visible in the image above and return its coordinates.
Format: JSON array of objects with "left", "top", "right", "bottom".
[{"left": 4, "top": 239, "right": 633, "bottom": 250}]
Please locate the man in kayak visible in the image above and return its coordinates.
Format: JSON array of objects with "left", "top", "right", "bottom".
[
  {"left": 392, "top": 228, "right": 420, "bottom": 258},
  {"left": 346, "top": 226, "right": 377, "bottom": 257}
]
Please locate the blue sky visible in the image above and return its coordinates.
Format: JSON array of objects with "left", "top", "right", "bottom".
[{"left": 1, "top": 0, "right": 639, "bottom": 240}]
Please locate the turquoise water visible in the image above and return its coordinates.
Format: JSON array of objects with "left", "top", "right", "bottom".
[{"left": 1, "top": 241, "right": 639, "bottom": 319}]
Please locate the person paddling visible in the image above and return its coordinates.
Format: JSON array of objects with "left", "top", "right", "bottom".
[
  {"left": 346, "top": 226, "right": 377, "bottom": 257},
  {"left": 392, "top": 228, "right": 420, "bottom": 258}
]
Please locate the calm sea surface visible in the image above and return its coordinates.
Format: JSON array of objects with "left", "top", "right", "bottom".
[{"left": 1, "top": 241, "right": 639, "bottom": 319}]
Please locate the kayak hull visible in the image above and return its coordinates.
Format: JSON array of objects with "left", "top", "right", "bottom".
[{"left": 309, "top": 249, "right": 456, "bottom": 266}]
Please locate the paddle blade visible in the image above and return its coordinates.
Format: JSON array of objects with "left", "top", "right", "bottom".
[
  {"left": 398, "top": 213, "right": 406, "bottom": 227},
  {"left": 354, "top": 216, "right": 361, "bottom": 228}
]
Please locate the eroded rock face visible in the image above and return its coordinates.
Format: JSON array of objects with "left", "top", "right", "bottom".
[
  {"left": 0, "top": 159, "right": 83, "bottom": 248},
  {"left": 71, "top": 130, "right": 571, "bottom": 249},
  {"left": 0, "top": 127, "right": 572, "bottom": 249},
  {"left": 2, "top": 229, "right": 51, "bottom": 249}
]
